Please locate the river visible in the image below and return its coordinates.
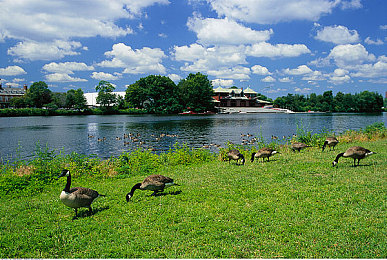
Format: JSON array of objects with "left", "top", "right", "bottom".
[{"left": 0, "top": 112, "right": 385, "bottom": 162}]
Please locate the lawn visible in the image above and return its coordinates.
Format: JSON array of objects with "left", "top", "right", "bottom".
[{"left": 0, "top": 139, "right": 386, "bottom": 258}]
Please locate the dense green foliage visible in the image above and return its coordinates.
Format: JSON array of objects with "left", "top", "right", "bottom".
[
  {"left": 0, "top": 125, "right": 385, "bottom": 258},
  {"left": 26, "top": 81, "right": 53, "bottom": 108},
  {"left": 65, "top": 89, "right": 87, "bottom": 110},
  {"left": 126, "top": 73, "right": 215, "bottom": 114},
  {"left": 95, "top": 80, "right": 117, "bottom": 110},
  {"left": 126, "top": 75, "right": 181, "bottom": 114},
  {"left": 274, "top": 90, "right": 384, "bottom": 112},
  {"left": 177, "top": 72, "right": 214, "bottom": 112}
]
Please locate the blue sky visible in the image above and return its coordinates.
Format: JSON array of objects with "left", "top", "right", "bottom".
[{"left": 0, "top": 0, "right": 386, "bottom": 98}]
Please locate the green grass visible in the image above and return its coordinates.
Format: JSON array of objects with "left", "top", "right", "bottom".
[{"left": 0, "top": 139, "right": 386, "bottom": 258}]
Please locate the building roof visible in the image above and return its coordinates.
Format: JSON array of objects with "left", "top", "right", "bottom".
[
  {"left": 84, "top": 92, "right": 126, "bottom": 106},
  {"left": 0, "top": 86, "right": 26, "bottom": 96},
  {"left": 243, "top": 87, "right": 257, "bottom": 94},
  {"left": 213, "top": 86, "right": 257, "bottom": 95}
]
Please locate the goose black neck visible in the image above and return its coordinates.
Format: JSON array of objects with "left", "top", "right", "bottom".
[
  {"left": 334, "top": 153, "right": 344, "bottom": 163},
  {"left": 250, "top": 152, "right": 256, "bottom": 162},
  {"left": 322, "top": 141, "right": 328, "bottom": 151},
  {"left": 240, "top": 154, "right": 245, "bottom": 165},
  {"left": 129, "top": 183, "right": 141, "bottom": 196},
  {"left": 64, "top": 174, "right": 71, "bottom": 192}
]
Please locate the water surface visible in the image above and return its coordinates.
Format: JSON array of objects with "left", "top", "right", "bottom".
[{"left": 0, "top": 112, "right": 385, "bottom": 162}]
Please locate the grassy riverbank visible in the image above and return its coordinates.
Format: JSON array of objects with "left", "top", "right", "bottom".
[{"left": 0, "top": 125, "right": 386, "bottom": 258}]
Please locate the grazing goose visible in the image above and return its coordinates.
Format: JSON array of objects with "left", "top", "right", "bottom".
[
  {"left": 58, "top": 169, "right": 105, "bottom": 217},
  {"left": 126, "top": 175, "right": 179, "bottom": 202},
  {"left": 226, "top": 149, "right": 245, "bottom": 165},
  {"left": 291, "top": 142, "right": 310, "bottom": 152},
  {"left": 322, "top": 137, "right": 339, "bottom": 151},
  {"left": 251, "top": 147, "right": 279, "bottom": 162},
  {"left": 332, "top": 146, "right": 376, "bottom": 167}
]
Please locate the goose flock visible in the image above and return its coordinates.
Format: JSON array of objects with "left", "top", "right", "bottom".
[{"left": 58, "top": 135, "right": 376, "bottom": 218}]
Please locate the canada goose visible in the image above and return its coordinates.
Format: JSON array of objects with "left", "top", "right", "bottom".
[
  {"left": 126, "top": 175, "right": 179, "bottom": 202},
  {"left": 251, "top": 147, "right": 280, "bottom": 162},
  {"left": 332, "top": 146, "right": 376, "bottom": 167},
  {"left": 291, "top": 142, "right": 310, "bottom": 152},
  {"left": 322, "top": 137, "right": 339, "bottom": 151},
  {"left": 58, "top": 169, "right": 105, "bottom": 217},
  {"left": 226, "top": 149, "right": 245, "bottom": 165}
]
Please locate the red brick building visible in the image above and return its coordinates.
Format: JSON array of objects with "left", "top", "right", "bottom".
[
  {"left": 212, "top": 87, "right": 272, "bottom": 108},
  {"left": 0, "top": 84, "right": 27, "bottom": 108}
]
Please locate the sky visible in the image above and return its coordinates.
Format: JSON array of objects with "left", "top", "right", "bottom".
[{"left": 0, "top": 0, "right": 386, "bottom": 98}]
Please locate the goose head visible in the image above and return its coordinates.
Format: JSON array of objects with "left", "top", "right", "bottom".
[{"left": 58, "top": 169, "right": 70, "bottom": 178}]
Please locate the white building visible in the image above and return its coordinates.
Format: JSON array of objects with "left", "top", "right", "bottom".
[{"left": 84, "top": 92, "right": 126, "bottom": 107}]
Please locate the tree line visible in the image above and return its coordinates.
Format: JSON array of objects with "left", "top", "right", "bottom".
[
  {"left": 9, "top": 81, "right": 88, "bottom": 111},
  {"left": 6, "top": 73, "right": 385, "bottom": 114},
  {"left": 273, "top": 90, "right": 384, "bottom": 113},
  {"left": 8, "top": 73, "right": 215, "bottom": 114}
]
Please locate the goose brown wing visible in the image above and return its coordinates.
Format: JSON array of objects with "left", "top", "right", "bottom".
[
  {"left": 70, "top": 187, "right": 100, "bottom": 199},
  {"left": 144, "top": 174, "right": 173, "bottom": 184},
  {"left": 259, "top": 147, "right": 274, "bottom": 153}
]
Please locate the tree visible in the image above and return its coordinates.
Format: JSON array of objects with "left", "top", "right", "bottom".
[
  {"left": 26, "top": 81, "right": 52, "bottom": 108},
  {"left": 125, "top": 82, "right": 148, "bottom": 109},
  {"left": 125, "top": 75, "right": 181, "bottom": 114},
  {"left": 66, "top": 89, "right": 87, "bottom": 110},
  {"left": 95, "top": 81, "right": 117, "bottom": 109},
  {"left": 52, "top": 92, "right": 67, "bottom": 108},
  {"left": 177, "top": 72, "right": 214, "bottom": 112},
  {"left": 9, "top": 96, "right": 27, "bottom": 108}
]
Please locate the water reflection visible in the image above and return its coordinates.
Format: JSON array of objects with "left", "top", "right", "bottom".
[{"left": 0, "top": 113, "right": 385, "bottom": 162}]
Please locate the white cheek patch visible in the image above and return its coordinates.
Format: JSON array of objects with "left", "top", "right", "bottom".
[{"left": 365, "top": 152, "right": 375, "bottom": 157}]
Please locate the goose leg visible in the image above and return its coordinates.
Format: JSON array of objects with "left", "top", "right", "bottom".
[{"left": 88, "top": 206, "right": 93, "bottom": 214}]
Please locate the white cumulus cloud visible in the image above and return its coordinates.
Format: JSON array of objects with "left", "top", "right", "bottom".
[
  {"left": 168, "top": 74, "right": 182, "bottom": 82},
  {"left": 262, "top": 76, "right": 276, "bottom": 82},
  {"left": 315, "top": 25, "right": 360, "bottom": 45},
  {"left": 43, "top": 62, "right": 94, "bottom": 74},
  {"left": 0, "top": 65, "right": 26, "bottom": 76},
  {"left": 212, "top": 79, "right": 234, "bottom": 87},
  {"left": 8, "top": 40, "right": 83, "bottom": 61},
  {"left": 187, "top": 17, "right": 273, "bottom": 45},
  {"left": 251, "top": 65, "right": 271, "bottom": 75},
  {"left": 283, "top": 65, "right": 313, "bottom": 75},
  {"left": 91, "top": 72, "right": 121, "bottom": 81},
  {"left": 45, "top": 73, "right": 87, "bottom": 82},
  {"left": 327, "top": 43, "right": 375, "bottom": 68},
  {"left": 0, "top": 0, "right": 169, "bottom": 61},
  {"left": 246, "top": 42, "right": 310, "bottom": 58},
  {"left": 207, "top": 0, "right": 339, "bottom": 24},
  {"left": 364, "top": 37, "right": 383, "bottom": 45},
  {"left": 99, "top": 43, "right": 167, "bottom": 74}
]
